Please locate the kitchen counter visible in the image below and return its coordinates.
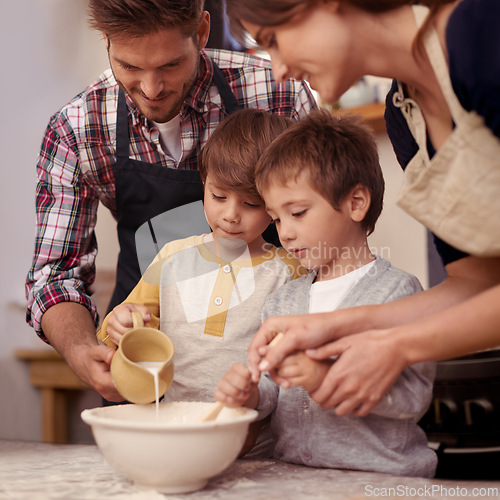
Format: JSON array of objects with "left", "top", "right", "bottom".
[{"left": 1, "top": 440, "right": 499, "bottom": 499}]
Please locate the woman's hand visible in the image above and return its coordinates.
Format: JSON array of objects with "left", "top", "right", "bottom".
[
  {"left": 307, "top": 329, "right": 407, "bottom": 416},
  {"left": 247, "top": 309, "right": 365, "bottom": 382},
  {"left": 250, "top": 257, "right": 500, "bottom": 416},
  {"left": 106, "top": 303, "right": 152, "bottom": 346}
]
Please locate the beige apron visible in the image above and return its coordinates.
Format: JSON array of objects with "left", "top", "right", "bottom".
[{"left": 394, "top": 5, "right": 500, "bottom": 257}]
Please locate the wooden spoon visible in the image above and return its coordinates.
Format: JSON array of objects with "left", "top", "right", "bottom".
[{"left": 198, "top": 332, "right": 284, "bottom": 422}]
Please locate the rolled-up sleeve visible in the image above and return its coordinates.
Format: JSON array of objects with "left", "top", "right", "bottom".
[{"left": 26, "top": 116, "right": 100, "bottom": 342}]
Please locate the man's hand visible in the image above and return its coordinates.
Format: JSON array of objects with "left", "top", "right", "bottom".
[{"left": 41, "top": 302, "right": 124, "bottom": 401}]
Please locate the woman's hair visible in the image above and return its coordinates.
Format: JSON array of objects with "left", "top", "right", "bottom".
[
  {"left": 199, "top": 109, "right": 294, "bottom": 203},
  {"left": 225, "top": 0, "right": 455, "bottom": 50},
  {"left": 88, "top": 0, "right": 205, "bottom": 39},
  {"left": 255, "top": 109, "right": 384, "bottom": 235}
]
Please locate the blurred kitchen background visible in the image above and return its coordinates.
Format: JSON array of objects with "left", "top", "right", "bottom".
[{"left": 0, "top": 0, "right": 427, "bottom": 444}]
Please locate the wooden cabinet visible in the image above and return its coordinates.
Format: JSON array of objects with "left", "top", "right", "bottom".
[
  {"left": 336, "top": 102, "right": 386, "bottom": 133},
  {"left": 15, "top": 349, "right": 89, "bottom": 444}
]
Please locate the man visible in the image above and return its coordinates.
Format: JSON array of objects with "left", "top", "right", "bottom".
[{"left": 26, "top": 0, "right": 315, "bottom": 401}]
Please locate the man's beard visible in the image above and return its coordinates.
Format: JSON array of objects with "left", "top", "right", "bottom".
[
  {"left": 115, "top": 72, "right": 196, "bottom": 123},
  {"left": 110, "top": 53, "right": 200, "bottom": 123}
]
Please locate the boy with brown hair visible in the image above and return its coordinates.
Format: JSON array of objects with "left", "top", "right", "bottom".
[
  {"left": 215, "top": 109, "right": 437, "bottom": 477},
  {"left": 98, "top": 108, "right": 304, "bottom": 407},
  {"left": 26, "top": 0, "right": 315, "bottom": 402}
]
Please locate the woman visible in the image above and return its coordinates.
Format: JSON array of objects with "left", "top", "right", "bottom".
[{"left": 225, "top": 0, "right": 500, "bottom": 417}]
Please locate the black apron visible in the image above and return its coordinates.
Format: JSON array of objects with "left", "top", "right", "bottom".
[{"left": 107, "top": 62, "right": 277, "bottom": 313}]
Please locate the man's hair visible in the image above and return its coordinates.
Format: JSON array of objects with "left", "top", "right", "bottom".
[
  {"left": 199, "top": 109, "right": 294, "bottom": 203},
  {"left": 255, "top": 109, "right": 384, "bottom": 234},
  {"left": 88, "top": 0, "right": 205, "bottom": 39}
]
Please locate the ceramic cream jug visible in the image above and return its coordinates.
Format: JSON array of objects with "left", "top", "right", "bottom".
[{"left": 111, "top": 312, "right": 174, "bottom": 404}]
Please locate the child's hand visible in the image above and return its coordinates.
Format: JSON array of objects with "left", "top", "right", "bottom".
[
  {"left": 107, "top": 304, "right": 152, "bottom": 346},
  {"left": 272, "top": 352, "right": 333, "bottom": 394},
  {"left": 214, "top": 363, "right": 259, "bottom": 409}
]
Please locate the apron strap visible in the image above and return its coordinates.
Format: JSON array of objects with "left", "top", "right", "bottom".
[
  {"left": 116, "top": 88, "right": 130, "bottom": 159},
  {"left": 211, "top": 61, "right": 243, "bottom": 115},
  {"left": 115, "top": 88, "right": 161, "bottom": 286},
  {"left": 412, "top": 4, "right": 467, "bottom": 124}
]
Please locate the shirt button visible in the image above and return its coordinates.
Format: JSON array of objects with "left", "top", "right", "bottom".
[
  {"left": 302, "top": 450, "right": 312, "bottom": 461},
  {"left": 214, "top": 297, "right": 223, "bottom": 306},
  {"left": 222, "top": 265, "right": 231, "bottom": 273},
  {"left": 302, "top": 399, "right": 310, "bottom": 410}
]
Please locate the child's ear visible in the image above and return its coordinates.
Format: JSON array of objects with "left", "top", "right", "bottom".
[{"left": 349, "top": 184, "right": 371, "bottom": 223}]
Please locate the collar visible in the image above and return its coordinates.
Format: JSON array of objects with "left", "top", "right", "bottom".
[
  {"left": 195, "top": 234, "right": 282, "bottom": 268},
  {"left": 184, "top": 51, "right": 214, "bottom": 115}
]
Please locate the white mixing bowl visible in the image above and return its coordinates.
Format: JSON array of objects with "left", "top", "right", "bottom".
[{"left": 81, "top": 402, "right": 258, "bottom": 494}]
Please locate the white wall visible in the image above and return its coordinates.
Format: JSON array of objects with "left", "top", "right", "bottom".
[
  {"left": 0, "top": 1, "right": 426, "bottom": 442},
  {"left": 369, "top": 133, "right": 428, "bottom": 287},
  {"left": 0, "top": 0, "right": 110, "bottom": 441}
]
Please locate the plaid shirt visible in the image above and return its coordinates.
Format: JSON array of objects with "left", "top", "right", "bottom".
[{"left": 26, "top": 49, "right": 316, "bottom": 340}]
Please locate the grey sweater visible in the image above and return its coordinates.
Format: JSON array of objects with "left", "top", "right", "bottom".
[{"left": 257, "top": 257, "right": 437, "bottom": 478}]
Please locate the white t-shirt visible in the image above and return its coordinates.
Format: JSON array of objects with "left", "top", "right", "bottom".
[
  {"left": 309, "top": 260, "right": 376, "bottom": 313},
  {"left": 153, "top": 114, "right": 182, "bottom": 162}
]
